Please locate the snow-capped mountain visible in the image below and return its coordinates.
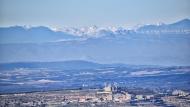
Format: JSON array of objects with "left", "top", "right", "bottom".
[
  {"left": 54, "top": 26, "right": 125, "bottom": 38},
  {"left": 0, "top": 19, "right": 189, "bottom": 44},
  {"left": 58, "top": 18, "right": 190, "bottom": 37},
  {"left": 59, "top": 25, "right": 105, "bottom": 37},
  {"left": 136, "top": 19, "right": 190, "bottom": 34}
]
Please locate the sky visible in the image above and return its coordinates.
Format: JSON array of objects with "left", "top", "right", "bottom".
[{"left": 0, "top": 0, "right": 190, "bottom": 28}]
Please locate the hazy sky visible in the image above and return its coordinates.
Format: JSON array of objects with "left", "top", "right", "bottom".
[{"left": 0, "top": 0, "right": 190, "bottom": 28}]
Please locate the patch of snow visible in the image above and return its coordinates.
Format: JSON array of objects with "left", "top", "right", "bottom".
[{"left": 130, "top": 70, "right": 164, "bottom": 76}]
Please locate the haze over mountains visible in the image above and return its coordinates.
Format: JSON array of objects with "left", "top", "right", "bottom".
[{"left": 0, "top": 19, "right": 190, "bottom": 66}]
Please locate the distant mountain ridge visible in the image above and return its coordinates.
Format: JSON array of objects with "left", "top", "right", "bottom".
[
  {"left": 0, "top": 26, "right": 78, "bottom": 44},
  {"left": 0, "top": 60, "right": 103, "bottom": 70},
  {"left": 136, "top": 19, "right": 190, "bottom": 34},
  {"left": 0, "top": 19, "right": 190, "bottom": 44},
  {"left": 0, "top": 60, "right": 189, "bottom": 70}
]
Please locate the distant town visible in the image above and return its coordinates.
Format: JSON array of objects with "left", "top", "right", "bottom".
[{"left": 1, "top": 84, "right": 190, "bottom": 107}]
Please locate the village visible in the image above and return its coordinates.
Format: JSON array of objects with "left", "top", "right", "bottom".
[{"left": 0, "top": 85, "right": 190, "bottom": 107}]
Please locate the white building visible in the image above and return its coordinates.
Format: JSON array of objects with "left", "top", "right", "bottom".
[
  {"left": 114, "top": 92, "right": 131, "bottom": 102},
  {"left": 136, "top": 95, "right": 144, "bottom": 100},
  {"left": 172, "top": 90, "right": 189, "bottom": 97}
]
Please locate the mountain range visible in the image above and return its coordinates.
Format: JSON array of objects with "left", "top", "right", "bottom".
[
  {"left": 0, "top": 19, "right": 190, "bottom": 66},
  {"left": 0, "top": 19, "right": 190, "bottom": 44}
]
